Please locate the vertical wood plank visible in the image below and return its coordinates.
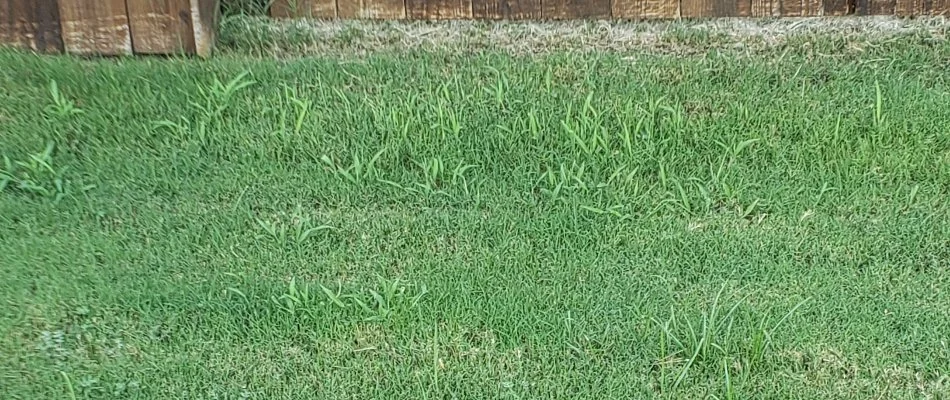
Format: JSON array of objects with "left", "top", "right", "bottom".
[
  {"left": 869, "top": 0, "right": 896, "bottom": 12},
  {"left": 854, "top": 0, "right": 871, "bottom": 14},
  {"left": 778, "top": 0, "right": 802, "bottom": 15},
  {"left": 126, "top": 0, "right": 196, "bottom": 54},
  {"left": 804, "top": 0, "right": 823, "bottom": 14},
  {"left": 751, "top": 0, "right": 774, "bottom": 16},
  {"left": 824, "top": 0, "right": 850, "bottom": 15},
  {"left": 613, "top": 0, "right": 680, "bottom": 18},
  {"left": 58, "top": 0, "right": 131, "bottom": 55},
  {"left": 0, "top": 0, "right": 63, "bottom": 53},
  {"left": 473, "top": 0, "right": 542, "bottom": 18},
  {"left": 737, "top": 0, "right": 753, "bottom": 16},
  {"left": 894, "top": 0, "right": 925, "bottom": 14},
  {"left": 407, "top": 0, "right": 473, "bottom": 18},
  {"left": 682, "top": 0, "right": 740, "bottom": 17},
  {"left": 339, "top": 0, "right": 406, "bottom": 19},
  {"left": 931, "top": 0, "right": 949, "bottom": 13},
  {"left": 779, "top": 0, "right": 823, "bottom": 15},
  {"left": 611, "top": 0, "right": 637, "bottom": 18},
  {"left": 190, "top": 0, "right": 217, "bottom": 57},
  {"left": 644, "top": 0, "right": 682, "bottom": 17},
  {"left": 680, "top": 0, "right": 706, "bottom": 16},
  {"left": 270, "top": 0, "right": 337, "bottom": 18},
  {"left": 541, "top": 0, "right": 610, "bottom": 18}
]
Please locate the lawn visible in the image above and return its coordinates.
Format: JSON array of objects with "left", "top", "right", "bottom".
[{"left": 1, "top": 19, "right": 950, "bottom": 399}]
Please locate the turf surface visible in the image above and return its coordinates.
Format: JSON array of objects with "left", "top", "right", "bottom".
[{"left": 2, "top": 26, "right": 950, "bottom": 398}]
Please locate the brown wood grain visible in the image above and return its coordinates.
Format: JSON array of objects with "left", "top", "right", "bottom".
[
  {"left": 0, "top": 0, "right": 63, "bottom": 52},
  {"left": 541, "top": 0, "right": 609, "bottom": 18},
  {"left": 750, "top": 0, "right": 775, "bottom": 15},
  {"left": 613, "top": 0, "right": 680, "bottom": 18},
  {"left": 824, "top": 0, "right": 850, "bottom": 14},
  {"left": 270, "top": 0, "right": 337, "bottom": 18},
  {"left": 473, "top": 0, "right": 542, "bottom": 18},
  {"left": 932, "top": 0, "right": 949, "bottom": 13},
  {"left": 802, "top": 0, "right": 823, "bottom": 14},
  {"left": 736, "top": 0, "right": 753, "bottom": 15},
  {"left": 894, "top": 0, "right": 915, "bottom": 13},
  {"left": 126, "top": 0, "right": 196, "bottom": 54},
  {"left": 779, "top": 0, "right": 802, "bottom": 15},
  {"left": 407, "top": 0, "right": 473, "bottom": 18},
  {"left": 190, "top": 0, "right": 217, "bottom": 57},
  {"left": 681, "top": 0, "right": 740, "bottom": 17},
  {"left": 339, "top": 0, "right": 407, "bottom": 19},
  {"left": 777, "top": 0, "right": 823, "bottom": 15},
  {"left": 911, "top": 0, "right": 944, "bottom": 13},
  {"left": 58, "top": 0, "right": 131, "bottom": 55},
  {"left": 894, "top": 0, "right": 924, "bottom": 13},
  {"left": 869, "top": 0, "right": 897, "bottom": 12},
  {"left": 854, "top": 0, "right": 870, "bottom": 13}
]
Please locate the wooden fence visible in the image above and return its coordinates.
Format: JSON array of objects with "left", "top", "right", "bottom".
[
  {"left": 1, "top": 0, "right": 217, "bottom": 55},
  {"left": 271, "top": 0, "right": 949, "bottom": 19},
  {"left": 1, "top": 0, "right": 948, "bottom": 56}
]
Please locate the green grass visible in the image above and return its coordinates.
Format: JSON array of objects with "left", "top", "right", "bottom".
[
  {"left": 221, "top": 0, "right": 272, "bottom": 17},
  {"left": 2, "top": 30, "right": 950, "bottom": 399}
]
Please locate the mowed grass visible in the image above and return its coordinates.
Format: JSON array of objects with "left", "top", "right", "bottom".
[{"left": 2, "top": 33, "right": 950, "bottom": 399}]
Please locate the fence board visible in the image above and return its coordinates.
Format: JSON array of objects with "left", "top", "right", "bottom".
[
  {"left": 779, "top": 0, "right": 802, "bottom": 15},
  {"left": 750, "top": 0, "right": 773, "bottom": 15},
  {"left": 542, "top": 0, "right": 610, "bottom": 18},
  {"left": 339, "top": 0, "right": 406, "bottom": 18},
  {"left": 271, "top": 0, "right": 337, "bottom": 18},
  {"left": 0, "top": 0, "right": 63, "bottom": 52},
  {"left": 190, "top": 0, "right": 217, "bottom": 56},
  {"left": 936, "top": 0, "right": 950, "bottom": 13},
  {"left": 824, "top": 0, "right": 850, "bottom": 14},
  {"left": 407, "top": 0, "right": 474, "bottom": 18},
  {"left": 473, "top": 0, "right": 542, "bottom": 18},
  {"left": 644, "top": 0, "right": 682, "bottom": 17},
  {"left": 779, "top": 0, "right": 823, "bottom": 15},
  {"left": 613, "top": 0, "right": 680, "bottom": 18},
  {"left": 750, "top": 0, "right": 775, "bottom": 15},
  {"left": 682, "top": 0, "right": 740, "bottom": 17},
  {"left": 895, "top": 0, "right": 923, "bottom": 13},
  {"left": 126, "top": 0, "right": 195, "bottom": 54},
  {"left": 736, "top": 0, "right": 753, "bottom": 15},
  {"left": 869, "top": 0, "right": 897, "bottom": 13},
  {"left": 5, "top": 0, "right": 950, "bottom": 59},
  {"left": 58, "top": 0, "right": 131, "bottom": 55},
  {"left": 854, "top": 0, "right": 870, "bottom": 13}
]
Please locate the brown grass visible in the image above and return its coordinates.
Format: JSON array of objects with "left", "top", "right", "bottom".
[{"left": 219, "top": 15, "right": 949, "bottom": 56}]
